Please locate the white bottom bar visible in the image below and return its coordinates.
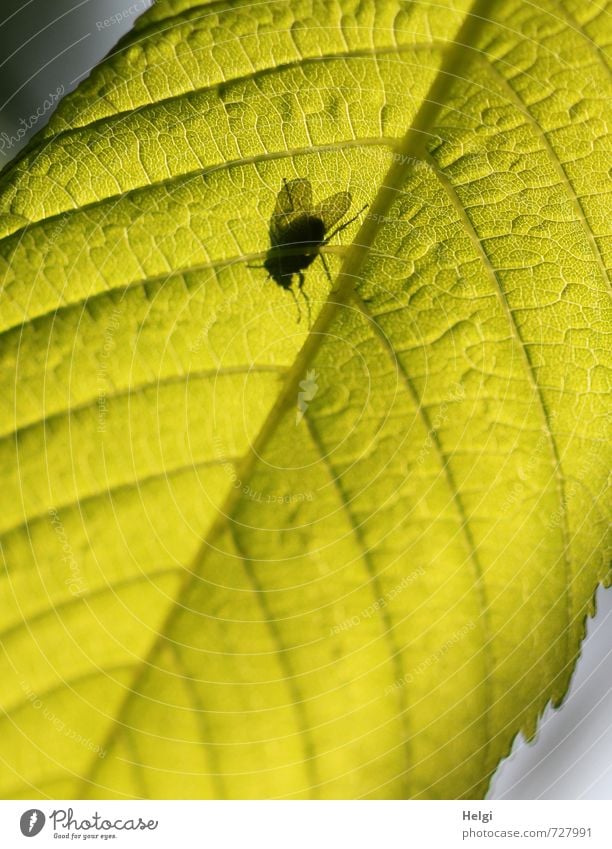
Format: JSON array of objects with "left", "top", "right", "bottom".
[{"left": 0, "top": 800, "right": 610, "bottom": 848}]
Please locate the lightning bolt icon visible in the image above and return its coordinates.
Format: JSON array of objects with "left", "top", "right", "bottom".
[{"left": 29, "top": 811, "right": 38, "bottom": 833}]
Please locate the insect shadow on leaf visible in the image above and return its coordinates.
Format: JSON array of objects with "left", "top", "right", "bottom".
[{"left": 248, "top": 178, "right": 367, "bottom": 324}]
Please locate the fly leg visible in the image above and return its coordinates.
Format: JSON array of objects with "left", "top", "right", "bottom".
[
  {"left": 319, "top": 203, "right": 368, "bottom": 290},
  {"left": 323, "top": 203, "right": 368, "bottom": 244},
  {"left": 288, "top": 280, "right": 302, "bottom": 324},
  {"left": 320, "top": 252, "right": 334, "bottom": 285},
  {"left": 297, "top": 271, "right": 312, "bottom": 327}
]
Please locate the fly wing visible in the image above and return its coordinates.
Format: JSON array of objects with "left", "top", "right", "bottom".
[
  {"left": 274, "top": 178, "right": 313, "bottom": 214},
  {"left": 269, "top": 178, "right": 313, "bottom": 243},
  {"left": 314, "top": 191, "right": 352, "bottom": 232}
]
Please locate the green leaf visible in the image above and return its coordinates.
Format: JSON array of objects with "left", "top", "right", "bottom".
[{"left": 0, "top": 0, "right": 609, "bottom": 800}]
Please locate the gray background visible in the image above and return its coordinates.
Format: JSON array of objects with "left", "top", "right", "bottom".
[{"left": 0, "top": 0, "right": 610, "bottom": 800}]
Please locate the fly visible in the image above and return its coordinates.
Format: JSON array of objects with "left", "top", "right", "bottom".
[{"left": 249, "top": 177, "right": 367, "bottom": 323}]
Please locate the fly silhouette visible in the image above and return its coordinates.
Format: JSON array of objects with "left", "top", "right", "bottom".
[{"left": 249, "top": 178, "right": 366, "bottom": 323}]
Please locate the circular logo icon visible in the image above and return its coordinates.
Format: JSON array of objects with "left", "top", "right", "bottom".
[{"left": 20, "top": 810, "right": 45, "bottom": 837}]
